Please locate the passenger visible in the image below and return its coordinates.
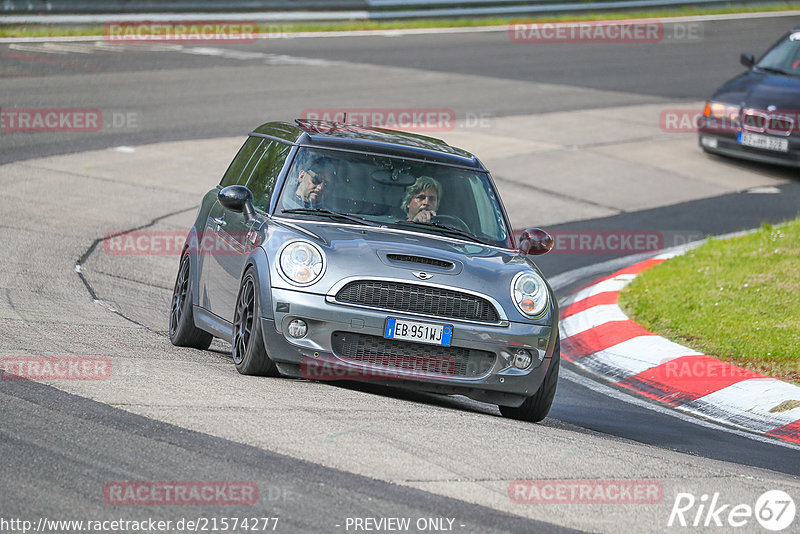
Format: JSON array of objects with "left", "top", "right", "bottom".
[
  {"left": 402, "top": 176, "right": 442, "bottom": 223},
  {"left": 285, "top": 156, "right": 337, "bottom": 209}
]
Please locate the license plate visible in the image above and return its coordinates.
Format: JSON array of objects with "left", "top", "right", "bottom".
[
  {"left": 738, "top": 132, "right": 789, "bottom": 152},
  {"left": 384, "top": 318, "right": 452, "bottom": 346}
]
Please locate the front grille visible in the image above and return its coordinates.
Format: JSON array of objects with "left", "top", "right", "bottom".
[
  {"left": 331, "top": 332, "right": 495, "bottom": 378},
  {"left": 334, "top": 280, "right": 500, "bottom": 323},
  {"left": 742, "top": 110, "right": 795, "bottom": 136},
  {"left": 386, "top": 254, "right": 454, "bottom": 269}
]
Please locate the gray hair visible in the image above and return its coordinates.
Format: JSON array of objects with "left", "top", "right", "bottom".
[{"left": 401, "top": 176, "right": 442, "bottom": 213}]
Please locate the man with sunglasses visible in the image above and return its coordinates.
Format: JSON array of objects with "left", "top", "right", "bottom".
[{"left": 286, "top": 156, "right": 337, "bottom": 209}]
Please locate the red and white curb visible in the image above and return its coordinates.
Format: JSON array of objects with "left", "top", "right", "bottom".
[{"left": 558, "top": 252, "right": 800, "bottom": 444}]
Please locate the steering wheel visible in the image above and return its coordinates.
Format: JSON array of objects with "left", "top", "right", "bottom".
[{"left": 431, "top": 214, "right": 470, "bottom": 232}]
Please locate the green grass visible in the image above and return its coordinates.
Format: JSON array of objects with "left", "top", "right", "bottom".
[
  {"left": 2, "top": 3, "right": 800, "bottom": 38},
  {"left": 618, "top": 220, "right": 800, "bottom": 384}
]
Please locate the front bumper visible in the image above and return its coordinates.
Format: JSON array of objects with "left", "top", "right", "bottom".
[
  {"left": 698, "top": 132, "right": 800, "bottom": 168},
  {"left": 260, "top": 287, "right": 555, "bottom": 407}
]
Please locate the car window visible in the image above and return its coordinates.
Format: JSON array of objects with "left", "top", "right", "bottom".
[
  {"left": 219, "top": 136, "right": 263, "bottom": 187},
  {"left": 244, "top": 140, "right": 292, "bottom": 211},
  {"left": 276, "top": 147, "right": 513, "bottom": 248},
  {"left": 757, "top": 32, "right": 800, "bottom": 74}
]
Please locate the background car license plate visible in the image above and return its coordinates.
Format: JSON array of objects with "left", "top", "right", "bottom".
[
  {"left": 384, "top": 318, "right": 452, "bottom": 346},
  {"left": 737, "top": 132, "right": 789, "bottom": 152}
]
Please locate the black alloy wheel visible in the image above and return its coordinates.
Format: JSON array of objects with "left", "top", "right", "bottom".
[{"left": 169, "top": 252, "right": 213, "bottom": 349}]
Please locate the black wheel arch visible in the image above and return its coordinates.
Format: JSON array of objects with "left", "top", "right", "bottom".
[{"left": 239, "top": 247, "right": 275, "bottom": 322}]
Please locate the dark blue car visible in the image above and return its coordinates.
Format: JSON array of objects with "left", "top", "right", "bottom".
[{"left": 699, "top": 26, "right": 800, "bottom": 167}]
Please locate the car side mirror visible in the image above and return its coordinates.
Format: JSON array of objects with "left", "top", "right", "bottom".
[
  {"left": 219, "top": 185, "right": 256, "bottom": 223},
  {"left": 740, "top": 53, "right": 755, "bottom": 68},
  {"left": 517, "top": 227, "right": 553, "bottom": 256}
]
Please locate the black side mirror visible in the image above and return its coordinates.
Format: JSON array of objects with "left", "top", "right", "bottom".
[
  {"left": 517, "top": 228, "right": 553, "bottom": 256},
  {"left": 740, "top": 53, "right": 755, "bottom": 68},
  {"left": 219, "top": 185, "right": 256, "bottom": 223}
]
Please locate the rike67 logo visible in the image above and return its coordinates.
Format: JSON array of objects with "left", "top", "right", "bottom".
[{"left": 668, "top": 490, "right": 796, "bottom": 531}]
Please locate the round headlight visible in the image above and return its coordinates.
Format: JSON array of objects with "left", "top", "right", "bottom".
[
  {"left": 279, "top": 241, "right": 325, "bottom": 286},
  {"left": 511, "top": 271, "right": 548, "bottom": 317}
]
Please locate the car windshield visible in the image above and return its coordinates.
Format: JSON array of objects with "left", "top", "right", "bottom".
[
  {"left": 276, "top": 147, "right": 512, "bottom": 248},
  {"left": 756, "top": 31, "right": 800, "bottom": 75}
]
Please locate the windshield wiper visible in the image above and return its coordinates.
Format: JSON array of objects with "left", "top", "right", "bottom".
[
  {"left": 757, "top": 65, "right": 791, "bottom": 76},
  {"left": 394, "top": 220, "right": 490, "bottom": 245},
  {"left": 281, "top": 208, "right": 377, "bottom": 226}
]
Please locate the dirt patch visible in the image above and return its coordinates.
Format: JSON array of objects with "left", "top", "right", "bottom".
[{"left": 769, "top": 400, "right": 800, "bottom": 413}]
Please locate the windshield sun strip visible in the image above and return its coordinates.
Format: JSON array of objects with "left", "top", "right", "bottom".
[{"left": 293, "top": 143, "right": 485, "bottom": 172}]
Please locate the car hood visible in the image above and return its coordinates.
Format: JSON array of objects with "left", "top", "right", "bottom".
[
  {"left": 266, "top": 220, "right": 550, "bottom": 322},
  {"left": 712, "top": 70, "right": 800, "bottom": 110}
]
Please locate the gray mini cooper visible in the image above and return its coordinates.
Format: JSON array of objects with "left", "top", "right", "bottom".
[{"left": 169, "top": 119, "right": 559, "bottom": 421}]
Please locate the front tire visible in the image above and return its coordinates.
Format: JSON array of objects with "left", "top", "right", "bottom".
[
  {"left": 232, "top": 269, "right": 279, "bottom": 376},
  {"left": 169, "top": 252, "right": 213, "bottom": 350},
  {"left": 499, "top": 338, "right": 560, "bottom": 422}
]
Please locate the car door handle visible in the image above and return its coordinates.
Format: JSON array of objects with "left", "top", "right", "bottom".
[{"left": 211, "top": 217, "right": 226, "bottom": 227}]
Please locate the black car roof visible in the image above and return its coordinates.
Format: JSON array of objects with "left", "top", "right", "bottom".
[{"left": 252, "top": 119, "right": 484, "bottom": 170}]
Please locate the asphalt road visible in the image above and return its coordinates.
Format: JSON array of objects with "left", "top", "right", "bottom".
[
  {"left": 2, "top": 377, "right": 569, "bottom": 533},
  {"left": 2, "top": 15, "right": 799, "bottom": 164},
  {"left": 2, "top": 13, "right": 800, "bottom": 534}
]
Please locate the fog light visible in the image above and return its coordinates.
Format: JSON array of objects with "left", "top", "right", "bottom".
[
  {"left": 700, "top": 135, "right": 718, "bottom": 149},
  {"left": 513, "top": 349, "right": 532, "bottom": 369},
  {"left": 287, "top": 319, "right": 308, "bottom": 339}
]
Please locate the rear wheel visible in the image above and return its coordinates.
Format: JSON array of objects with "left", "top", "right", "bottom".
[
  {"left": 232, "top": 269, "right": 279, "bottom": 376},
  {"left": 169, "top": 252, "right": 213, "bottom": 350},
  {"left": 499, "top": 338, "right": 560, "bottom": 422}
]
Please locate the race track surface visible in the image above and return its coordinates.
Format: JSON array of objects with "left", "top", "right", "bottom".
[{"left": 2, "top": 14, "right": 800, "bottom": 533}]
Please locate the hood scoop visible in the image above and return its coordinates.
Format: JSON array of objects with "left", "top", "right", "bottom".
[
  {"left": 379, "top": 252, "right": 461, "bottom": 274},
  {"left": 386, "top": 253, "right": 455, "bottom": 270}
]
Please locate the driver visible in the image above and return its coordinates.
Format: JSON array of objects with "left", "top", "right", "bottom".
[{"left": 402, "top": 176, "right": 442, "bottom": 223}]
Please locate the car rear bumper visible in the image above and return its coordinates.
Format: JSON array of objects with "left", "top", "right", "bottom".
[{"left": 260, "top": 287, "right": 556, "bottom": 407}]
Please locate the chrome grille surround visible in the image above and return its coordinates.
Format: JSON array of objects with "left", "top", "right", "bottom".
[
  {"left": 331, "top": 331, "right": 496, "bottom": 379},
  {"left": 327, "top": 277, "right": 507, "bottom": 325},
  {"left": 767, "top": 114, "right": 795, "bottom": 136},
  {"left": 742, "top": 108, "right": 795, "bottom": 137}
]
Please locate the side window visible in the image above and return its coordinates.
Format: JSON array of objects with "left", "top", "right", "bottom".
[
  {"left": 245, "top": 140, "right": 292, "bottom": 211},
  {"left": 219, "top": 137, "right": 263, "bottom": 187}
]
